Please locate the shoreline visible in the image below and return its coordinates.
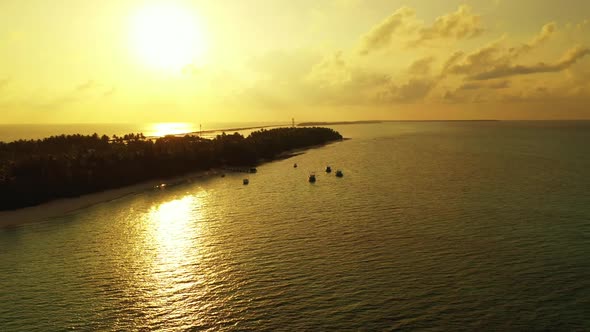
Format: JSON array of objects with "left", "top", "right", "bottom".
[
  {"left": 0, "top": 139, "right": 345, "bottom": 228},
  {"left": 0, "top": 169, "right": 219, "bottom": 228}
]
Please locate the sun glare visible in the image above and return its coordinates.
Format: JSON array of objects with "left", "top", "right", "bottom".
[
  {"left": 148, "top": 122, "right": 196, "bottom": 137},
  {"left": 130, "top": 3, "right": 206, "bottom": 71}
]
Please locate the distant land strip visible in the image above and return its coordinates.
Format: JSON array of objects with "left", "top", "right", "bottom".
[
  {"left": 143, "top": 120, "right": 500, "bottom": 139},
  {"left": 297, "top": 120, "right": 499, "bottom": 126},
  {"left": 147, "top": 124, "right": 288, "bottom": 139},
  {"left": 0, "top": 127, "right": 343, "bottom": 211}
]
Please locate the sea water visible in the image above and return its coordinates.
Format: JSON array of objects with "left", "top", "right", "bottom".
[{"left": 1, "top": 121, "right": 589, "bottom": 330}]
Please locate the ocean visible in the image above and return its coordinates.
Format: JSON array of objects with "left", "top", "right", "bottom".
[{"left": 0, "top": 121, "right": 589, "bottom": 330}]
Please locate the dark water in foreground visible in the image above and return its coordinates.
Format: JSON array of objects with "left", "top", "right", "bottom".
[{"left": 1, "top": 121, "right": 589, "bottom": 330}]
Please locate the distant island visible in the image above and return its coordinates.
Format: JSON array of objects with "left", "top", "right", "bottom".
[
  {"left": 297, "top": 120, "right": 383, "bottom": 126},
  {"left": 148, "top": 124, "right": 286, "bottom": 139},
  {"left": 298, "top": 120, "right": 499, "bottom": 126},
  {"left": 0, "top": 127, "right": 342, "bottom": 211}
]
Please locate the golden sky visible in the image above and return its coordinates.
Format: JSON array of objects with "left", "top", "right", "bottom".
[{"left": 1, "top": 0, "right": 589, "bottom": 123}]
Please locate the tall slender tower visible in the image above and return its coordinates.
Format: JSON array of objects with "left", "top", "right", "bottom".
[{"left": 292, "top": 118, "right": 295, "bottom": 127}]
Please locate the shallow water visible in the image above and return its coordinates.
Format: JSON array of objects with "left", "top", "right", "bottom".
[{"left": 1, "top": 121, "right": 589, "bottom": 330}]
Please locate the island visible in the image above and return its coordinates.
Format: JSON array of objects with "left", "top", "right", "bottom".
[
  {"left": 297, "top": 120, "right": 499, "bottom": 126},
  {"left": 297, "top": 120, "right": 383, "bottom": 126},
  {"left": 0, "top": 127, "right": 342, "bottom": 211}
]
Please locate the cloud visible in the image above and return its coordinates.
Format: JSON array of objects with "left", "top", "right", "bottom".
[
  {"left": 459, "top": 80, "right": 510, "bottom": 90},
  {"left": 470, "top": 45, "right": 590, "bottom": 80},
  {"left": 359, "top": 5, "right": 484, "bottom": 55},
  {"left": 377, "top": 78, "right": 437, "bottom": 103},
  {"left": 249, "top": 49, "right": 320, "bottom": 83},
  {"left": 246, "top": 48, "right": 442, "bottom": 106},
  {"left": 529, "top": 22, "right": 557, "bottom": 47},
  {"left": 74, "top": 80, "right": 120, "bottom": 99},
  {"left": 407, "top": 56, "right": 435, "bottom": 76},
  {"left": 359, "top": 7, "right": 416, "bottom": 55},
  {"left": 306, "top": 51, "right": 389, "bottom": 88},
  {"left": 234, "top": 50, "right": 324, "bottom": 109},
  {"left": 445, "top": 38, "right": 507, "bottom": 76},
  {"left": 76, "top": 80, "right": 96, "bottom": 92},
  {"left": 509, "top": 22, "right": 557, "bottom": 57},
  {"left": 32, "top": 81, "right": 112, "bottom": 110},
  {"left": 304, "top": 51, "right": 393, "bottom": 105},
  {"left": 441, "top": 51, "right": 465, "bottom": 74},
  {"left": 41, "top": 95, "right": 80, "bottom": 110},
  {"left": 411, "top": 5, "right": 484, "bottom": 47},
  {"left": 439, "top": 21, "right": 584, "bottom": 82},
  {"left": 307, "top": 51, "right": 352, "bottom": 86},
  {"left": 236, "top": 17, "right": 590, "bottom": 111}
]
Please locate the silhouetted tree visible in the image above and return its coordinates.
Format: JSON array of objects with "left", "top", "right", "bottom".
[{"left": 0, "top": 127, "right": 342, "bottom": 210}]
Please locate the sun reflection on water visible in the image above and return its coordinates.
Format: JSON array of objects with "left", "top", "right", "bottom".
[
  {"left": 146, "top": 122, "right": 196, "bottom": 137},
  {"left": 148, "top": 195, "right": 205, "bottom": 267},
  {"left": 141, "top": 193, "right": 210, "bottom": 324}
]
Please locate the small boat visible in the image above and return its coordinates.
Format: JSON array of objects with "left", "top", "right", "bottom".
[
  {"left": 249, "top": 168, "right": 257, "bottom": 173},
  {"left": 325, "top": 166, "right": 332, "bottom": 173},
  {"left": 293, "top": 163, "right": 298, "bottom": 168},
  {"left": 335, "top": 170, "right": 343, "bottom": 177},
  {"left": 243, "top": 178, "right": 249, "bottom": 185},
  {"left": 221, "top": 173, "right": 226, "bottom": 178},
  {"left": 308, "top": 174, "right": 316, "bottom": 183}
]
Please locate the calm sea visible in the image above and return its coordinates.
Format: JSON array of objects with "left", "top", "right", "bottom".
[{"left": 1, "top": 121, "right": 589, "bottom": 330}]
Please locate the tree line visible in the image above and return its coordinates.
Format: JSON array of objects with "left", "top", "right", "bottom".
[{"left": 0, "top": 127, "right": 342, "bottom": 210}]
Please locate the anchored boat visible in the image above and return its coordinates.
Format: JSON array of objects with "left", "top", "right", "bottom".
[{"left": 309, "top": 173, "right": 316, "bottom": 183}]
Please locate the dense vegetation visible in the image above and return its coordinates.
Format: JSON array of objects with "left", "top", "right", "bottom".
[{"left": 0, "top": 127, "right": 342, "bottom": 210}]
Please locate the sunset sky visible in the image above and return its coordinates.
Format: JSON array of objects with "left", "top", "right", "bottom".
[{"left": 1, "top": 0, "right": 589, "bottom": 123}]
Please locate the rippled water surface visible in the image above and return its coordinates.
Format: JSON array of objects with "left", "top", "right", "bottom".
[{"left": 1, "top": 121, "right": 589, "bottom": 330}]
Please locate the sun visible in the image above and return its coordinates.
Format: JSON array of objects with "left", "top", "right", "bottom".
[{"left": 130, "top": 3, "right": 206, "bottom": 71}]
